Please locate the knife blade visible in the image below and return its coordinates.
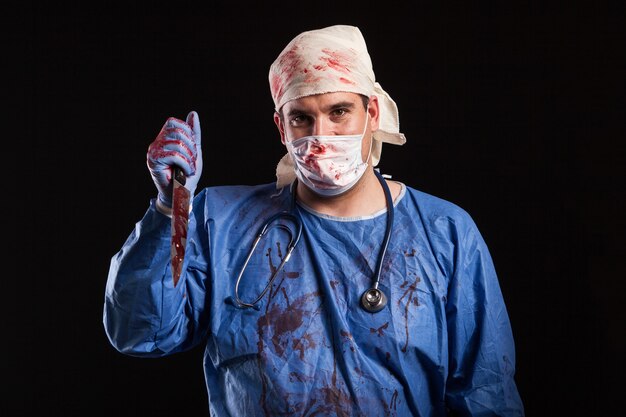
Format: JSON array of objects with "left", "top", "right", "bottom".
[{"left": 171, "top": 166, "right": 190, "bottom": 287}]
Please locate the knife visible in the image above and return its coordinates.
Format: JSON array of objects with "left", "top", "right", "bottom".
[{"left": 170, "top": 166, "right": 191, "bottom": 287}]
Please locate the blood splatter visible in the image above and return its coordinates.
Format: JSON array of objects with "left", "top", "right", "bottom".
[
  {"left": 319, "top": 386, "right": 354, "bottom": 417},
  {"left": 310, "top": 142, "right": 327, "bottom": 155},
  {"left": 340, "top": 329, "right": 356, "bottom": 352},
  {"left": 397, "top": 277, "right": 421, "bottom": 352},
  {"left": 280, "top": 287, "right": 290, "bottom": 306},
  {"left": 254, "top": 242, "right": 301, "bottom": 415},
  {"left": 271, "top": 45, "right": 303, "bottom": 100},
  {"left": 390, "top": 389, "right": 398, "bottom": 412},
  {"left": 289, "top": 371, "right": 314, "bottom": 383},
  {"left": 274, "top": 243, "right": 299, "bottom": 279},
  {"left": 170, "top": 184, "right": 189, "bottom": 287},
  {"left": 292, "top": 333, "right": 318, "bottom": 360},
  {"left": 320, "top": 326, "right": 356, "bottom": 417},
  {"left": 266, "top": 244, "right": 300, "bottom": 281},
  {"left": 303, "top": 154, "right": 321, "bottom": 174},
  {"left": 369, "top": 322, "right": 389, "bottom": 337},
  {"left": 319, "top": 48, "right": 354, "bottom": 75}
]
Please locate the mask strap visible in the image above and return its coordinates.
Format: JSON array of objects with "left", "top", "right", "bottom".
[
  {"left": 364, "top": 133, "right": 373, "bottom": 165},
  {"left": 362, "top": 112, "right": 373, "bottom": 165}
]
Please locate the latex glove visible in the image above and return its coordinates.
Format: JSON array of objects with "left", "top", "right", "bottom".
[{"left": 147, "top": 111, "right": 202, "bottom": 208}]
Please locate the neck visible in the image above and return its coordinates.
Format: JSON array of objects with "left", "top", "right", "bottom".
[{"left": 296, "top": 169, "right": 393, "bottom": 218}]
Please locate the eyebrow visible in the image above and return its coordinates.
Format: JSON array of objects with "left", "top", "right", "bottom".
[{"left": 286, "top": 101, "right": 356, "bottom": 117}]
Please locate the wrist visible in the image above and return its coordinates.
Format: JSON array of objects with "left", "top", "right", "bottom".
[{"left": 155, "top": 197, "right": 173, "bottom": 218}]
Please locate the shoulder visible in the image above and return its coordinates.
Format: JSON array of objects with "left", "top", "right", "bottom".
[
  {"left": 402, "top": 185, "right": 474, "bottom": 224},
  {"left": 399, "top": 185, "right": 494, "bottom": 280},
  {"left": 194, "top": 182, "right": 291, "bottom": 216},
  {"left": 398, "top": 184, "right": 482, "bottom": 245},
  {"left": 198, "top": 182, "right": 279, "bottom": 201}
]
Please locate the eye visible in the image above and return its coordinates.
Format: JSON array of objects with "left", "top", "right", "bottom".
[
  {"left": 289, "top": 114, "right": 310, "bottom": 127},
  {"left": 329, "top": 107, "right": 351, "bottom": 122},
  {"left": 332, "top": 108, "right": 347, "bottom": 117}
]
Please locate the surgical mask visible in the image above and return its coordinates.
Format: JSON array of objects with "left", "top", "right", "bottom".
[{"left": 286, "top": 115, "right": 371, "bottom": 196}]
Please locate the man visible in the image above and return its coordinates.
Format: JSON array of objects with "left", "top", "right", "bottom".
[{"left": 104, "top": 25, "right": 524, "bottom": 416}]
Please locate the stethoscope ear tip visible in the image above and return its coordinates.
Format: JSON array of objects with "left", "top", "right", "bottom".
[{"left": 224, "top": 296, "right": 262, "bottom": 311}]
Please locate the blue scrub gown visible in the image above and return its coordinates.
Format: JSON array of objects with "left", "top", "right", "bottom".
[{"left": 104, "top": 182, "right": 524, "bottom": 416}]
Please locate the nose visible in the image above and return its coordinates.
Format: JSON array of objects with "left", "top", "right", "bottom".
[
  {"left": 311, "top": 118, "right": 335, "bottom": 136},
  {"left": 311, "top": 118, "right": 325, "bottom": 136}
]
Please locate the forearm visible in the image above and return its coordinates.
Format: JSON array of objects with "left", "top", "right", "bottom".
[
  {"left": 103, "top": 200, "right": 190, "bottom": 357},
  {"left": 445, "top": 222, "right": 524, "bottom": 416}
]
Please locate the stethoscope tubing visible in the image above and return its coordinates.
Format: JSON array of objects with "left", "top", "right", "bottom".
[
  {"left": 371, "top": 170, "right": 394, "bottom": 290},
  {"left": 228, "top": 170, "right": 393, "bottom": 312},
  {"left": 232, "top": 213, "right": 301, "bottom": 309}
]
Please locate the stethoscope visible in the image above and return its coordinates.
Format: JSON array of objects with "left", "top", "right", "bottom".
[{"left": 226, "top": 169, "right": 394, "bottom": 313}]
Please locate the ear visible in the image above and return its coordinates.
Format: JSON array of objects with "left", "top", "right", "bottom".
[
  {"left": 273, "top": 111, "right": 287, "bottom": 145},
  {"left": 368, "top": 95, "right": 380, "bottom": 132}
]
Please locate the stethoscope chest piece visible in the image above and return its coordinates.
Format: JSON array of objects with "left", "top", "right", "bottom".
[{"left": 361, "top": 287, "right": 387, "bottom": 313}]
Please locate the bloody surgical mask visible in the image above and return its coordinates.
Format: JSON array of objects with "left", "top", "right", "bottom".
[{"left": 286, "top": 115, "right": 371, "bottom": 196}]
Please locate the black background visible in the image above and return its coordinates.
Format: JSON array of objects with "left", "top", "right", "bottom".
[{"left": 5, "top": 1, "right": 624, "bottom": 416}]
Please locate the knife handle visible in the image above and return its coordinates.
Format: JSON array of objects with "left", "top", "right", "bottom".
[{"left": 173, "top": 166, "right": 187, "bottom": 186}]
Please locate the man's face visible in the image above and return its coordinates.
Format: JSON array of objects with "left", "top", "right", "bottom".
[{"left": 274, "top": 91, "right": 379, "bottom": 165}]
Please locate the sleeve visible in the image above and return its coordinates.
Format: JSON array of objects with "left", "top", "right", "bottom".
[
  {"left": 444, "top": 216, "right": 525, "bottom": 416},
  {"left": 103, "top": 197, "right": 211, "bottom": 357}
]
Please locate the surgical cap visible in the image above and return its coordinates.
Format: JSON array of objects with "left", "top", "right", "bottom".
[{"left": 269, "top": 25, "right": 406, "bottom": 188}]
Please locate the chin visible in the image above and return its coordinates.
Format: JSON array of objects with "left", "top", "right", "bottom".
[{"left": 311, "top": 183, "right": 359, "bottom": 199}]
